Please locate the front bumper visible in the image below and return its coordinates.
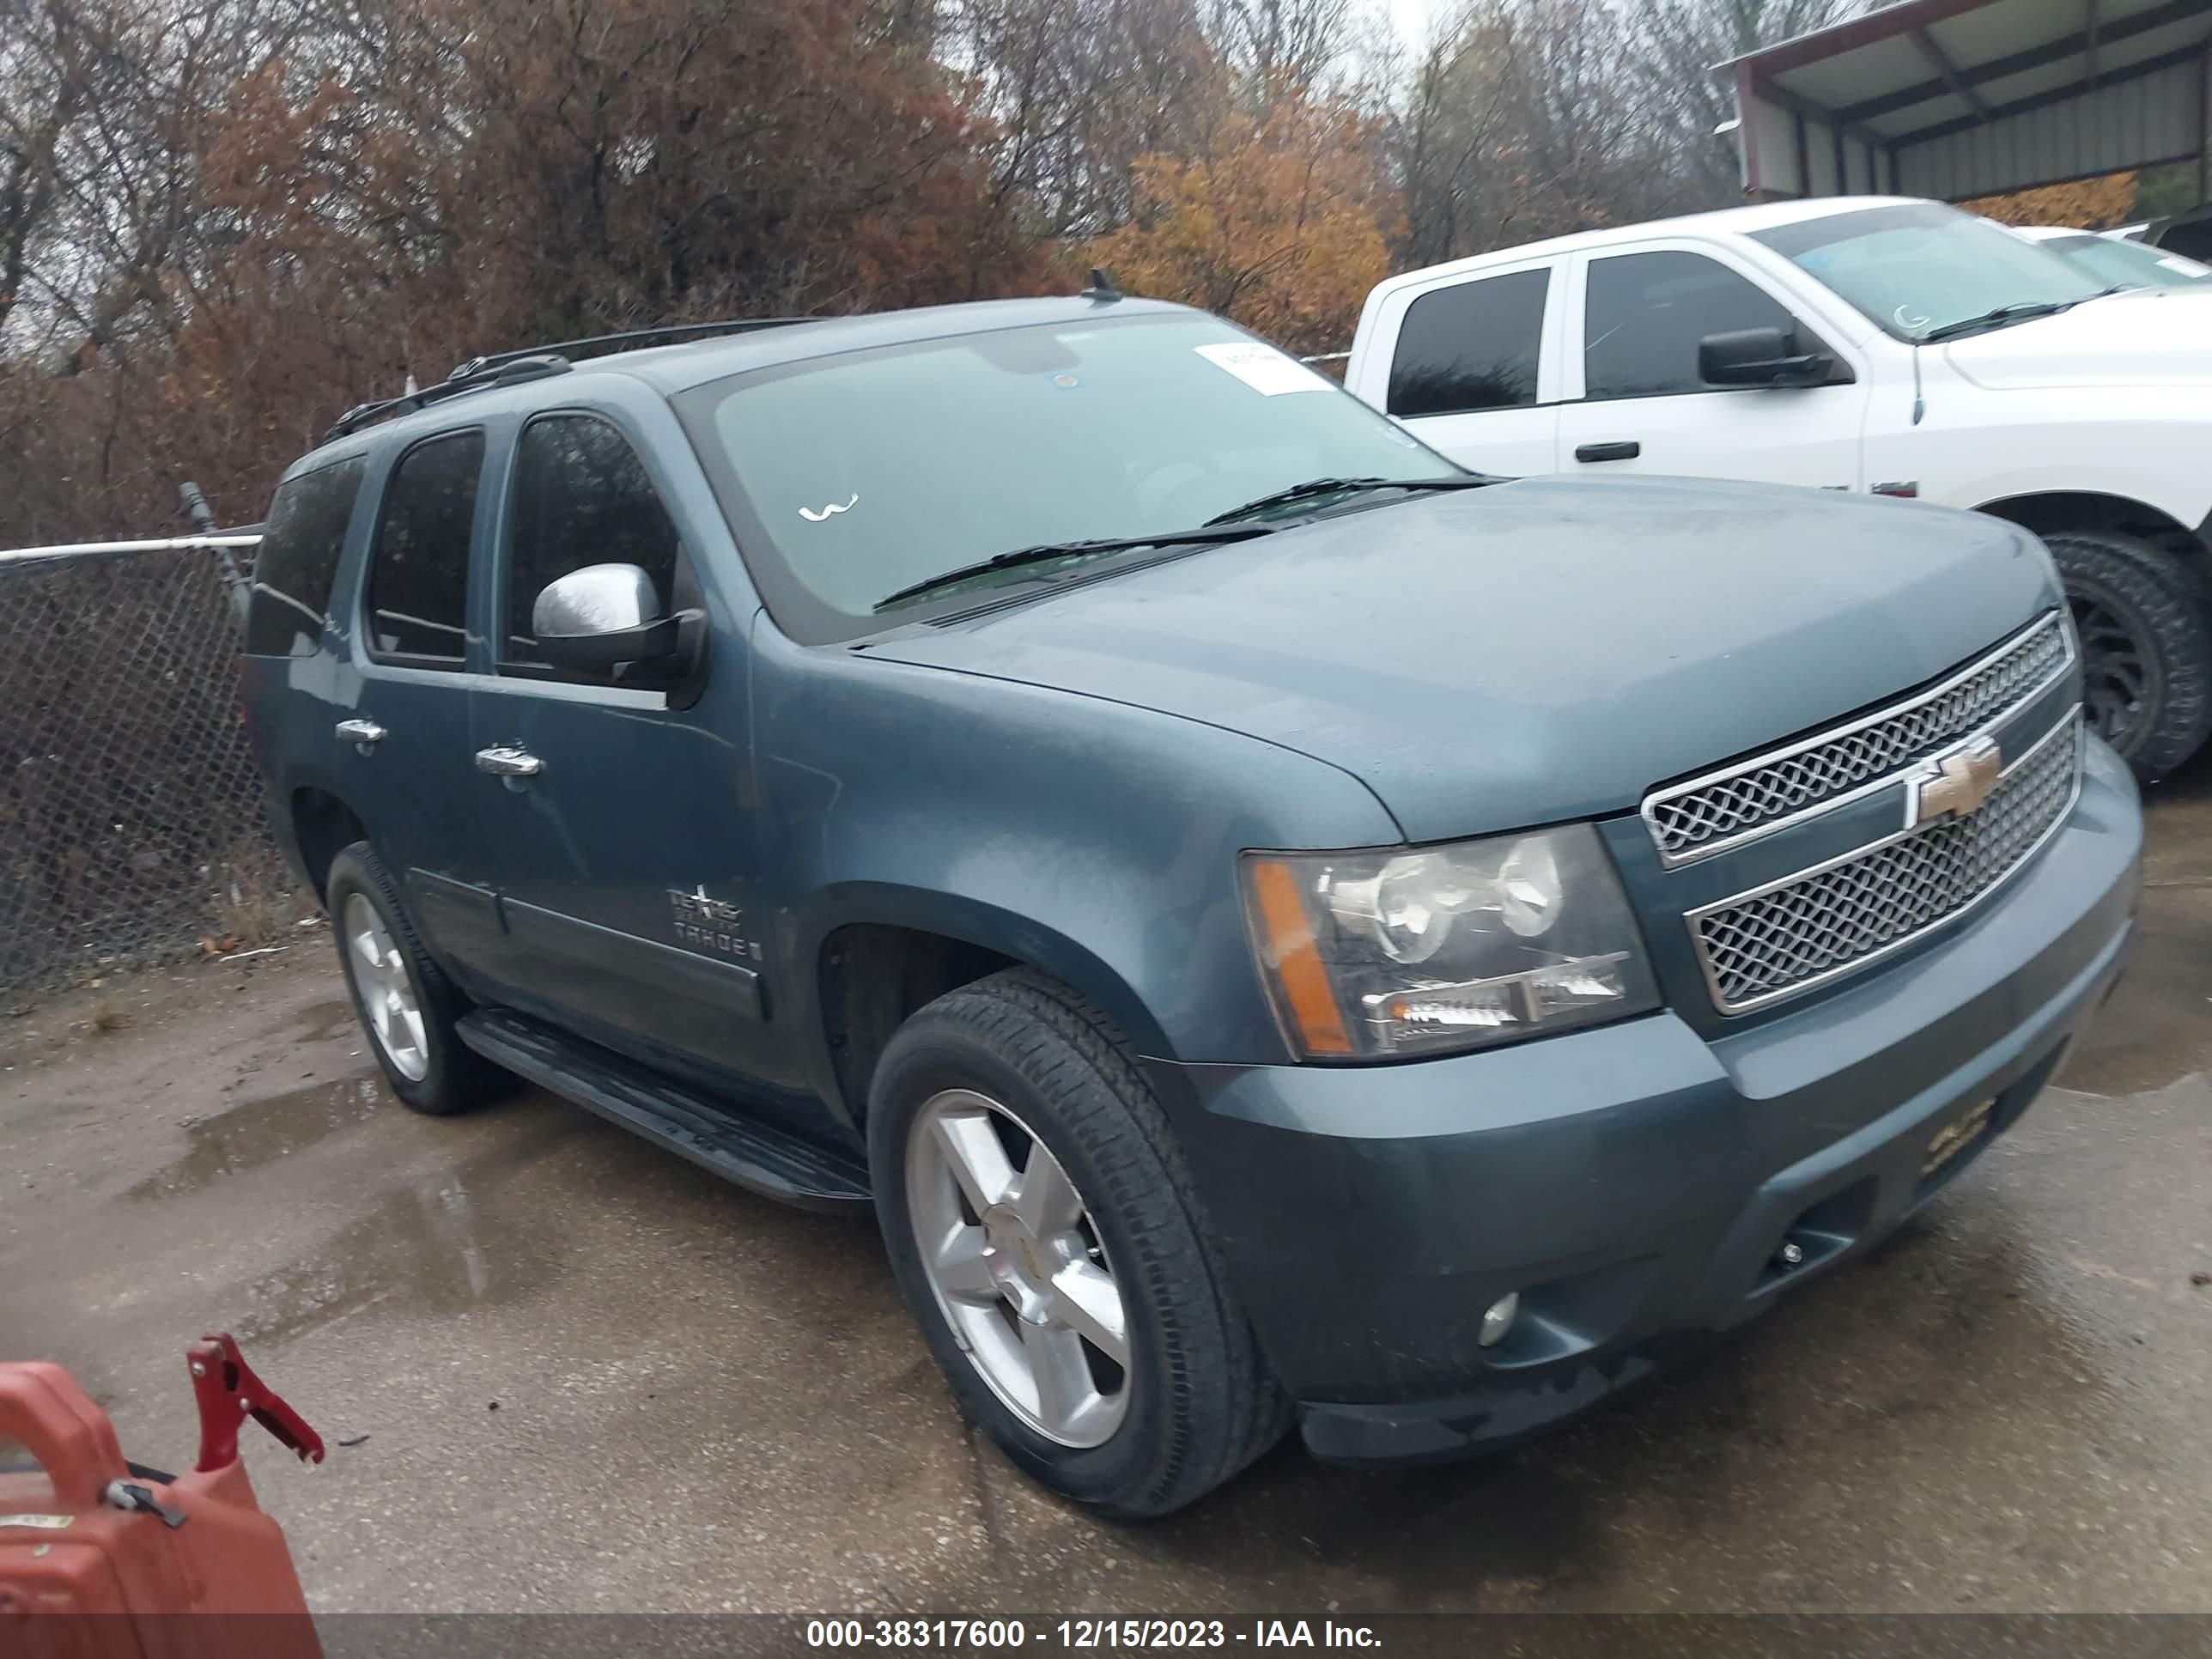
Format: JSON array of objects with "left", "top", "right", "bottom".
[{"left": 1152, "top": 740, "right": 2142, "bottom": 1464}]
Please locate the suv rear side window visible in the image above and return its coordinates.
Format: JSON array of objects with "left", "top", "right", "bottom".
[
  {"left": 1387, "top": 269, "right": 1549, "bottom": 418},
  {"left": 245, "top": 457, "right": 363, "bottom": 657},
  {"left": 503, "top": 414, "right": 684, "bottom": 678},
  {"left": 365, "top": 430, "right": 483, "bottom": 665},
  {"left": 1583, "top": 251, "right": 1822, "bottom": 400}
]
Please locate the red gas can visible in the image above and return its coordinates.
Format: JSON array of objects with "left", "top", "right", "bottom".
[{"left": 0, "top": 1335, "right": 325, "bottom": 1657}]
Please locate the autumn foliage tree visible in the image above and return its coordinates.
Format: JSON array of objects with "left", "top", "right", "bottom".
[
  {"left": 0, "top": 0, "right": 1049, "bottom": 542},
  {"left": 3, "top": 0, "right": 1902, "bottom": 545},
  {"left": 1087, "top": 96, "right": 1394, "bottom": 356},
  {"left": 1961, "top": 171, "right": 2140, "bottom": 230}
]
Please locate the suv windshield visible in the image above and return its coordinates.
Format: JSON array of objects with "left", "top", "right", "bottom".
[
  {"left": 1753, "top": 202, "right": 2111, "bottom": 342},
  {"left": 680, "top": 313, "right": 1460, "bottom": 641}
]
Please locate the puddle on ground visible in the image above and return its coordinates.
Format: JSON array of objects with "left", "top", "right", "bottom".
[
  {"left": 231, "top": 1163, "right": 557, "bottom": 1347},
  {"left": 290, "top": 998, "right": 357, "bottom": 1043},
  {"left": 2057, "top": 878, "right": 2212, "bottom": 1097},
  {"left": 125, "top": 1075, "right": 386, "bottom": 1200}
]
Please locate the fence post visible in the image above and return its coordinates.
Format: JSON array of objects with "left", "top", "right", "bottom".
[{"left": 180, "top": 481, "right": 252, "bottom": 618}]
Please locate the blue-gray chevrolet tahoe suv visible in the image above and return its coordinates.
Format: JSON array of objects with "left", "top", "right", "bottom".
[{"left": 240, "top": 295, "right": 2143, "bottom": 1517}]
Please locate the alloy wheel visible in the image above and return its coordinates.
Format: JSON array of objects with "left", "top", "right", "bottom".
[
  {"left": 906, "top": 1088, "right": 1131, "bottom": 1447},
  {"left": 343, "top": 892, "right": 429, "bottom": 1082}
]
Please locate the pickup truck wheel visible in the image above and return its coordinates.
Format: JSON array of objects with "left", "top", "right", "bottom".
[
  {"left": 327, "top": 842, "right": 505, "bottom": 1116},
  {"left": 2045, "top": 530, "right": 2212, "bottom": 779},
  {"left": 869, "top": 969, "right": 1290, "bottom": 1518}
]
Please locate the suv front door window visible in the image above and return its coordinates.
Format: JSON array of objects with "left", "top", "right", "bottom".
[
  {"left": 1557, "top": 246, "right": 1867, "bottom": 492},
  {"left": 501, "top": 413, "right": 688, "bottom": 678}
]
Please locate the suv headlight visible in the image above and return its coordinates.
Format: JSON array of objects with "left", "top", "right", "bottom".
[{"left": 1240, "top": 824, "right": 1660, "bottom": 1060}]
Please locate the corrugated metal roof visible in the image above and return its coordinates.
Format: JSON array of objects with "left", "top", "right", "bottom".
[{"left": 1728, "top": 0, "right": 2212, "bottom": 202}]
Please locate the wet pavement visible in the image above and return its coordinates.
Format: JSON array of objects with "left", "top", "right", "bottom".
[{"left": 4, "top": 767, "right": 2211, "bottom": 1614}]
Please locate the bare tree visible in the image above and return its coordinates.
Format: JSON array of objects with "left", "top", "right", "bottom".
[
  {"left": 1627, "top": 0, "right": 1861, "bottom": 198},
  {"left": 0, "top": 0, "right": 1872, "bottom": 545}
]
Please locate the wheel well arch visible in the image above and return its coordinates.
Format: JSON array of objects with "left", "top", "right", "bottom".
[
  {"left": 815, "top": 922, "right": 1019, "bottom": 1127},
  {"left": 289, "top": 787, "right": 368, "bottom": 904},
  {"left": 1977, "top": 492, "right": 2208, "bottom": 574}
]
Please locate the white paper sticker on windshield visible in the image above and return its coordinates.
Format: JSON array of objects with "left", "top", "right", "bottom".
[
  {"left": 2157, "top": 255, "right": 2207, "bottom": 275},
  {"left": 1194, "top": 342, "right": 1332, "bottom": 396}
]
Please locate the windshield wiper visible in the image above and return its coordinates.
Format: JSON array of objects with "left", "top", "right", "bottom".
[
  {"left": 1203, "top": 473, "right": 1495, "bottom": 526},
  {"left": 872, "top": 525, "right": 1275, "bottom": 612},
  {"left": 1920, "top": 300, "right": 2081, "bottom": 343}
]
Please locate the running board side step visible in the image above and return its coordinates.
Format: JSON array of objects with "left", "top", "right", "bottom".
[{"left": 455, "top": 1008, "right": 871, "bottom": 1212}]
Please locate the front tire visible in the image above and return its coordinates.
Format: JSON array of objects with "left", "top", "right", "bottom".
[
  {"left": 2045, "top": 529, "right": 2212, "bottom": 779},
  {"left": 327, "top": 842, "right": 506, "bottom": 1115},
  {"left": 868, "top": 969, "right": 1290, "bottom": 1518}
]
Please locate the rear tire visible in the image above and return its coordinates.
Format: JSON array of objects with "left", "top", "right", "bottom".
[
  {"left": 868, "top": 968, "right": 1291, "bottom": 1518},
  {"left": 2045, "top": 529, "right": 2212, "bottom": 780},
  {"left": 327, "top": 842, "right": 506, "bottom": 1115}
]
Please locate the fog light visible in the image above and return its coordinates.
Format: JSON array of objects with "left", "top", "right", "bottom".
[{"left": 1478, "top": 1292, "right": 1520, "bottom": 1347}]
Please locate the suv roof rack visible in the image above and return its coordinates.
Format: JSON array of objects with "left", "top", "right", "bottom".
[
  {"left": 321, "top": 354, "right": 572, "bottom": 444},
  {"left": 319, "top": 317, "right": 814, "bottom": 445},
  {"left": 447, "top": 317, "right": 813, "bottom": 382}
]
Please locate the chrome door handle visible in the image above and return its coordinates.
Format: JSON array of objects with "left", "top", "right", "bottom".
[
  {"left": 336, "top": 719, "right": 386, "bottom": 750},
  {"left": 474, "top": 744, "right": 543, "bottom": 777}
]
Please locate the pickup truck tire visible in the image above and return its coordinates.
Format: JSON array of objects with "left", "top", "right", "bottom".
[
  {"left": 2045, "top": 529, "right": 2212, "bottom": 779},
  {"left": 327, "top": 842, "right": 506, "bottom": 1115},
  {"left": 869, "top": 968, "right": 1291, "bottom": 1518}
]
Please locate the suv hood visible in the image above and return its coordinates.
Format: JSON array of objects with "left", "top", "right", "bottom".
[
  {"left": 1943, "top": 288, "right": 2212, "bottom": 389},
  {"left": 861, "top": 477, "right": 2058, "bottom": 842}
]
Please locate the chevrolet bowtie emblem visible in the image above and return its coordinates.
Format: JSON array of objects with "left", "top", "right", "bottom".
[{"left": 1910, "top": 735, "right": 2002, "bottom": 827}]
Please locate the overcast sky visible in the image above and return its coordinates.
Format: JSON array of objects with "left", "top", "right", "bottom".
[
  {"left": 1376, "top": 0, "right": 1459, "bottom": 60},
  {"left": 1385, "top": 0, "right": 1444, "bottom": 40}
]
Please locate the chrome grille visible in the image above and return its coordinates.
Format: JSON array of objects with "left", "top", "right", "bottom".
[
  {"left": 1644, "top": 613, "right": 2072, "bottom": 864},
  {"left": 1689, "top": 713, "right": 2081, "bottom": 1013}
]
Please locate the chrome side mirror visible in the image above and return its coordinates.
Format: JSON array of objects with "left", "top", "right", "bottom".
[{"left": 532, "top": 563, "right": 680, "bottom": 672}]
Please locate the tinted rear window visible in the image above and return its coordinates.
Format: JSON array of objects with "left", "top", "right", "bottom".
[
  {"left": 244, "top": 459, "right": 363, "bottom": 657},
  {"left": 365, "top": 430, "right": 483, "bottom": 664},
  {"left": 1387, "top": 269, "right": 1549, "bottom": 417}
]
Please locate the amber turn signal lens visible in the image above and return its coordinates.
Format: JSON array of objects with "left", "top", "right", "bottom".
[{"left": 1247, "top": 857, "right": 1353, "bottom": 1056}]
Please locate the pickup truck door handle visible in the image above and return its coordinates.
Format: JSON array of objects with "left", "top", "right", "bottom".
[
  {"left": 335, "top": 719, "right": 386, "bottom": 749},
  {"left": 1575, "top": 441, "right": 1640, "bottom": 463},
  {"left": 474, "top": 745, "right": 544, "bottom": 777}
]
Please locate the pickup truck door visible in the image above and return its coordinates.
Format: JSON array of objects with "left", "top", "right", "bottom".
[
  {"left": 1358, "top": 258, "right": 1563, "bottom": 476},
  {"left": 463, "top": 405, "right": 805, "bottom": 1108},
  {"left": 1553, "top": 243, "right": 1869, "bottom": 491}
]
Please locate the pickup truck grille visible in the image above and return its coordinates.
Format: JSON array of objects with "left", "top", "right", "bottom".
[
  {"left": 1642, "top": 612, "right": 2072, "bottom": 865},
  {"left": 1687, "top": 712, "right": 2081, "bottom": 1014}
]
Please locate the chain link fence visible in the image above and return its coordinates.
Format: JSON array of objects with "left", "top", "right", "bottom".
[{"left": 1, "top": 538, "right": 316, "bottom": 1000}]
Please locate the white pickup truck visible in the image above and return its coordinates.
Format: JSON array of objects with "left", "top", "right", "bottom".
[{"left": 1345, "top": 195, "right": 2212, "bottom": 776}]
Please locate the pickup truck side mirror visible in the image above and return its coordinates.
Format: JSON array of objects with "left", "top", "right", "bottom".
[
  {"left": 1698, "top": 326, "right": 1834, "bottom": 389},
  {"left": 532, "top": 562, "right": 702, "bottom": 678}
]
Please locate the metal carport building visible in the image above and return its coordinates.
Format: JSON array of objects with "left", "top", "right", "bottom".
[{"left": 1728, "top": 0, "right": 2212, "bottom": 204}]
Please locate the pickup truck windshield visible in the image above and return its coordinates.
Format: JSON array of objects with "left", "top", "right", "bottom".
[
  {"left": 1753, "top": 202, "right": 2110, "bottom": 342},
  {"left": 681, "top": 313, "right": 1460, "bottom": 642},
  {"left": 2035, "top": 232, "right": 2212, "bottom": 289}
]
